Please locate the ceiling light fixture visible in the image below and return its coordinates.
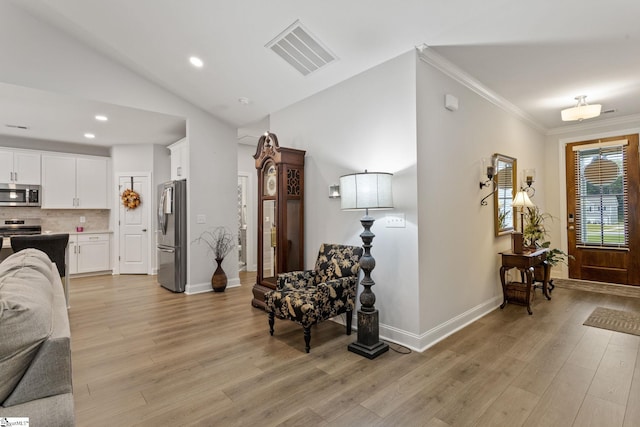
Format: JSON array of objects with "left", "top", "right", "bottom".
[
  {"left": 189, "top": 56, "right": 204, "bottom": 68},
  {"left": 95, "top": 115, "right": 108, "bottom": 121},
  {"left": 84, "top": 133, "right": 95, "bottom": 139},
  {"left": 561, "top": 95, "right": 602, "bottom": 122}
]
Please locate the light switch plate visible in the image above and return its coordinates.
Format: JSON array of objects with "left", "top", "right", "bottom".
[
  {"left": 196, "top": 214, "right": 206, "bottom": 224},
  {"left": 385, "top": 213, "right": 406, "bottom": 228}
]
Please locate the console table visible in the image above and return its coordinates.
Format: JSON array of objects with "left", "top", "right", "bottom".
[{"left": 499, "top": 248, "right": 550, "bottom": 315}]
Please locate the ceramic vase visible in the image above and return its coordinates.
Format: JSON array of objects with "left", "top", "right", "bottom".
[{"left": 211, "top": 258, "right": 227, "bottom": 292}]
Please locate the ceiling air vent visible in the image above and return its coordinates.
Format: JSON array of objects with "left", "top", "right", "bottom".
[{"left": 266, "top": 20, "right": 337, "bottom": 76}]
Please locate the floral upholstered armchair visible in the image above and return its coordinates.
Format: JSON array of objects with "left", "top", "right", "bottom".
[{"left": 264, "top": 243, "right": 363, "bottom": 353}]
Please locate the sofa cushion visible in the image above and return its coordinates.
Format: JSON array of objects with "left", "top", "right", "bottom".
[{"left": 0, "top": 249, "right": 55, "bottom": 404}]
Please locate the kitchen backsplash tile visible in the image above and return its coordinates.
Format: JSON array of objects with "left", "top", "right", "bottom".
[{"left": 0, "top": 207, "right": 110, "bottom": 232}]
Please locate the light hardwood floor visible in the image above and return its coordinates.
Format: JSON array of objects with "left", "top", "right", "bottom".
[{"left": 69, "top": 273, "right": 640, "bottom": 426}]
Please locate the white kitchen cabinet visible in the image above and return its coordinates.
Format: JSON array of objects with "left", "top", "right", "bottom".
[
  {"left": 168, "top": 139, "right": 188, "bottom": 180},
  {"left": 68, "top": 237, "right": 78, "bottom": 275},
  {"left": 42, "top": 154, "right": 109, "bottom": 209},
  {"left": 68, "top": 233, "right": 111, "bottom": 274},
  {"left": 0, "top": 148, "right": 41, "bottom": 184}
]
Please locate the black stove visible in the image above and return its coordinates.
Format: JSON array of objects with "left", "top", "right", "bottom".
[{"left": 0, "top": 218, "right": 42, "bottom": 237}]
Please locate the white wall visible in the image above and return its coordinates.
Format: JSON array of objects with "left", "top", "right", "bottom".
[
  {"left": 270, "top": 51, "right": 421, "bottom": 346},
  {"left": 0, "top": 2, "right": 238, "bottom": 293},
  {"left": 416, "top": 56, "right": 546, "bottom": 347},
  {"left": 269, "top": 48, "right": 550, "bottom": 351}
]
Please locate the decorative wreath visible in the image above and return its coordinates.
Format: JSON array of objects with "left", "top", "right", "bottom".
[{"left": 121, "top": 188, "right": 141, "bottom": 210}]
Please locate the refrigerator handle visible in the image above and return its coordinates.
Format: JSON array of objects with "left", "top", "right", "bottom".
[{"left": 159, "top": 189, "right": 167, "bottom": 234}]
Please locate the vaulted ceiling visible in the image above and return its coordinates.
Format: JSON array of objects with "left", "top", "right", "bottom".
[{"left": 4, "top": 0, "right": 640, "bottom": 145}]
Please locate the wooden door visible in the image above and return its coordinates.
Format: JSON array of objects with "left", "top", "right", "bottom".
[{"left": 565, "top": 134, "right": 640, "bottom": 285}]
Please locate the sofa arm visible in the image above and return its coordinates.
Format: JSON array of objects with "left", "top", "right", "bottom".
[
  {"left": 3, "top": 335, "right": 72, "bottom": 406},
  {"left": 3, "top": 272, "right": 72, "bottom": 407},
  {"left": 276, "top": 270, "right": 316, "bottom": 290}
]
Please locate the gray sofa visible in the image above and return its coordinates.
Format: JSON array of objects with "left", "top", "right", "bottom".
[{"left": 0, "top": 248, "right": 74, "bottom": 426}]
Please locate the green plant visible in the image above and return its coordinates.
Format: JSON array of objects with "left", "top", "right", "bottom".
[
  {"left": 523, "top": 206, "right": 550, "bottom": 247},
  {"left": 538, "top": 241, "right": 573, "bottom": 267},
  {"left": 194, "top": 226, "right": 235, "bottom": 260},
  {"left": 523, "top": 206, "right": 574, "bottom": 267}
]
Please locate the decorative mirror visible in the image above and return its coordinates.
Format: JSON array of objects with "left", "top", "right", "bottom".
[{"left": 494, "top": 154, "right": 517, "bottom": 236}]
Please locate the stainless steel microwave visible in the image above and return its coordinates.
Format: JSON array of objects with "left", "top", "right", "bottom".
[{"left": 0, "top": 184, "right": 41, "bottom": 207}]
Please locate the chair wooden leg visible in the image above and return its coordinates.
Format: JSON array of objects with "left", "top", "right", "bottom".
[
  {"left": 268, "top": 312, "right": 275, "bottom": 336},
  {"left": 346, "top": 310, "right": 353, "bottom": 335},
  {"left": 303, "top": 327, "right": 311, "bottom": 353}
]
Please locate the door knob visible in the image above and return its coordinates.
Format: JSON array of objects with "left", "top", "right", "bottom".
[
  {"left": 568, "top": 226, "right": 575, "bottom": 230},
  {"left": 142, "top": 229, "right": 147, "bottom": 232}
]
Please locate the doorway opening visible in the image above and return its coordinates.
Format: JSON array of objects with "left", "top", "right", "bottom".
[{"left": 238, "top": 175, "right": 248, "bottom": 272}]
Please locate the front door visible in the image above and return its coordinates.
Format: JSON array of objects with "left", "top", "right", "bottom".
[
  {"left": 119, "top": 175, "right": 149, "bottom": 274},
  {"left": 565, "top": 134, "right": 640, "bottom": 285}
]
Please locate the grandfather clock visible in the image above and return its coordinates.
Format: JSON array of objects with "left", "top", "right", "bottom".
[{"left": 252, "top": 132, "right": 305, "bottom": 309}]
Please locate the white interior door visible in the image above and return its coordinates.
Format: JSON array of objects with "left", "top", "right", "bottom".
[{"left": 119, "top": 175, "right": 149, "bottom": 274}]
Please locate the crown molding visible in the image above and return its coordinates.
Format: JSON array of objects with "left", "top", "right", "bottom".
[
  {"left": 546, "top": 113, "right": 640, "bottom": 136},
  {"left": 415, "top": 44, "right": 546, "bottom": 134}
]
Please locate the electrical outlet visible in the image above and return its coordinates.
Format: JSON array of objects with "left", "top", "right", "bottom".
[
  {"left": 385, "top": 213, "right": 406, "bottom": 228},
  {"left": 79, "top": 216, "right": 86, "bottom": 223},
  {"left": 196, "top": 214, "right": 206, "bottom": 224}
]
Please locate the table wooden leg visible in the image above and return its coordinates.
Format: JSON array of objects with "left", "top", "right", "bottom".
[
  {"left": 499, "top": 266, "right": 508, "bottom": 309},
  {"left": 525, "top": 267, "right": 533, "bottom": 315},
  {"left": 542, "top": 260, "right": 551, "bottom": 300}
]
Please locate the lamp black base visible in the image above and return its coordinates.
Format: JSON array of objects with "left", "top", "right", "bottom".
[
  {"left": 347, "top": 308, "right": 389, "bottom": 359},
  {"left": 348, "top": 340, "right": 389, "bottom": 359}
]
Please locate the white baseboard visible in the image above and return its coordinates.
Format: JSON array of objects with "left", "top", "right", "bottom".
[
  {"left": 412, "top": 296, "right": 502, "bottom": 352},
  {"left": 336, "top": 296, "right": 502, "bottom": 352},
  {"left": 185, "top": 277, "right": 242, "bottom": 295}
]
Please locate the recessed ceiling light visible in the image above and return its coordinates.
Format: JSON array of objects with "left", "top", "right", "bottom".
[
  {"left": 189, "top": 56, "right": 204, "bottom": 68},
  {"left": 84, "top": 133, "right": 95, "bottom": 139},
  {"left": 95, "top": 115, "right": 108, "bottom": 121}
]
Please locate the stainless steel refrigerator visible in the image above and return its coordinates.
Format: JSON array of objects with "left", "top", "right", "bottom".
[{"left": 157, "top": 179, "right": 187, "bottom": 292}]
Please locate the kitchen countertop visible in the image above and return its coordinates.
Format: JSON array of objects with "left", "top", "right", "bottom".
[
  {"left": 2, "top": 230, "right": 113, "bottom": 248},
  {"left": 62, "top": 230, "right": 113, "bottom": 235}
]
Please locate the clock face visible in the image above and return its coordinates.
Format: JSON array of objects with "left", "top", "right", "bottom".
[
  {"left": 266, "top": 175, "right": 277, "bottom": 196},
  {"left": 264, "top": 165, "right": 277, "bottom": 196}
]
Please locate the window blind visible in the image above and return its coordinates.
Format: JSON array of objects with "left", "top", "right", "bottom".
[{"left": 573, "top": 141, "right": 628, "bottom": 248}]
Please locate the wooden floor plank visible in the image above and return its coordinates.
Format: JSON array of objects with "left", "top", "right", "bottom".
[
  {"left": 67, "top": 273, "right": 640, "bottom": 426},
  {"left": 573, "top": 394, "right": 625, "bottom": 427}
]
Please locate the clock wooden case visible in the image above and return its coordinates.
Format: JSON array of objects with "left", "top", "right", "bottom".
[{"left": 252, "top": 132, "right": 306, "bottom": 309}]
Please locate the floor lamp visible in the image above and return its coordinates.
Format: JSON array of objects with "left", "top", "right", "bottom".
[{"left": 339, "top": 170, "right": 393, "bottom": 359}]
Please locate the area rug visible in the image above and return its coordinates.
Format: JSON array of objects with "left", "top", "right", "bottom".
[
  {"left": 553, "top": 278, "right": 640, "bottom": 299},
  {"left": 583, "top": 307, "right": 640, "bottom": 336}
]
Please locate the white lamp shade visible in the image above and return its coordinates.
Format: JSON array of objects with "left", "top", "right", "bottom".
[
  {"left": 561, "top": 104, "right": 601, "bottom": 121},
  {"left": 512, "top": 190, "right": 535, "bottom": 208},
  {"left": 339, "top": 172, "right": 393, "bottom": 210}
]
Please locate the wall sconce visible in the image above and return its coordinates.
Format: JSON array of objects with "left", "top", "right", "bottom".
[
  {"left": 480, "top": 155, "right": 497, "bottom": 206},
  {"left": 479, "top": 156, "right": 497, "bottom": 188},
  {"left": 328, "top": 184, "right": 340, "bottom": 199},
  {"left": 522, "top": 168, "right": 535, "bottom": 197}
]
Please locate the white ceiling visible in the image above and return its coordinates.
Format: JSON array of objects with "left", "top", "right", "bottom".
[
  {"left": 5, "top": 0, "right": 640, "bottom": 146},
  {"left": 0, "top": 82, "right": 186, "bottom": 146}
]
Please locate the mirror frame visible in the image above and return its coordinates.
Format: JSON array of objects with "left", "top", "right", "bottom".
[{"left": 493, "top": 153, "right": 517, "bottom": 236}]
